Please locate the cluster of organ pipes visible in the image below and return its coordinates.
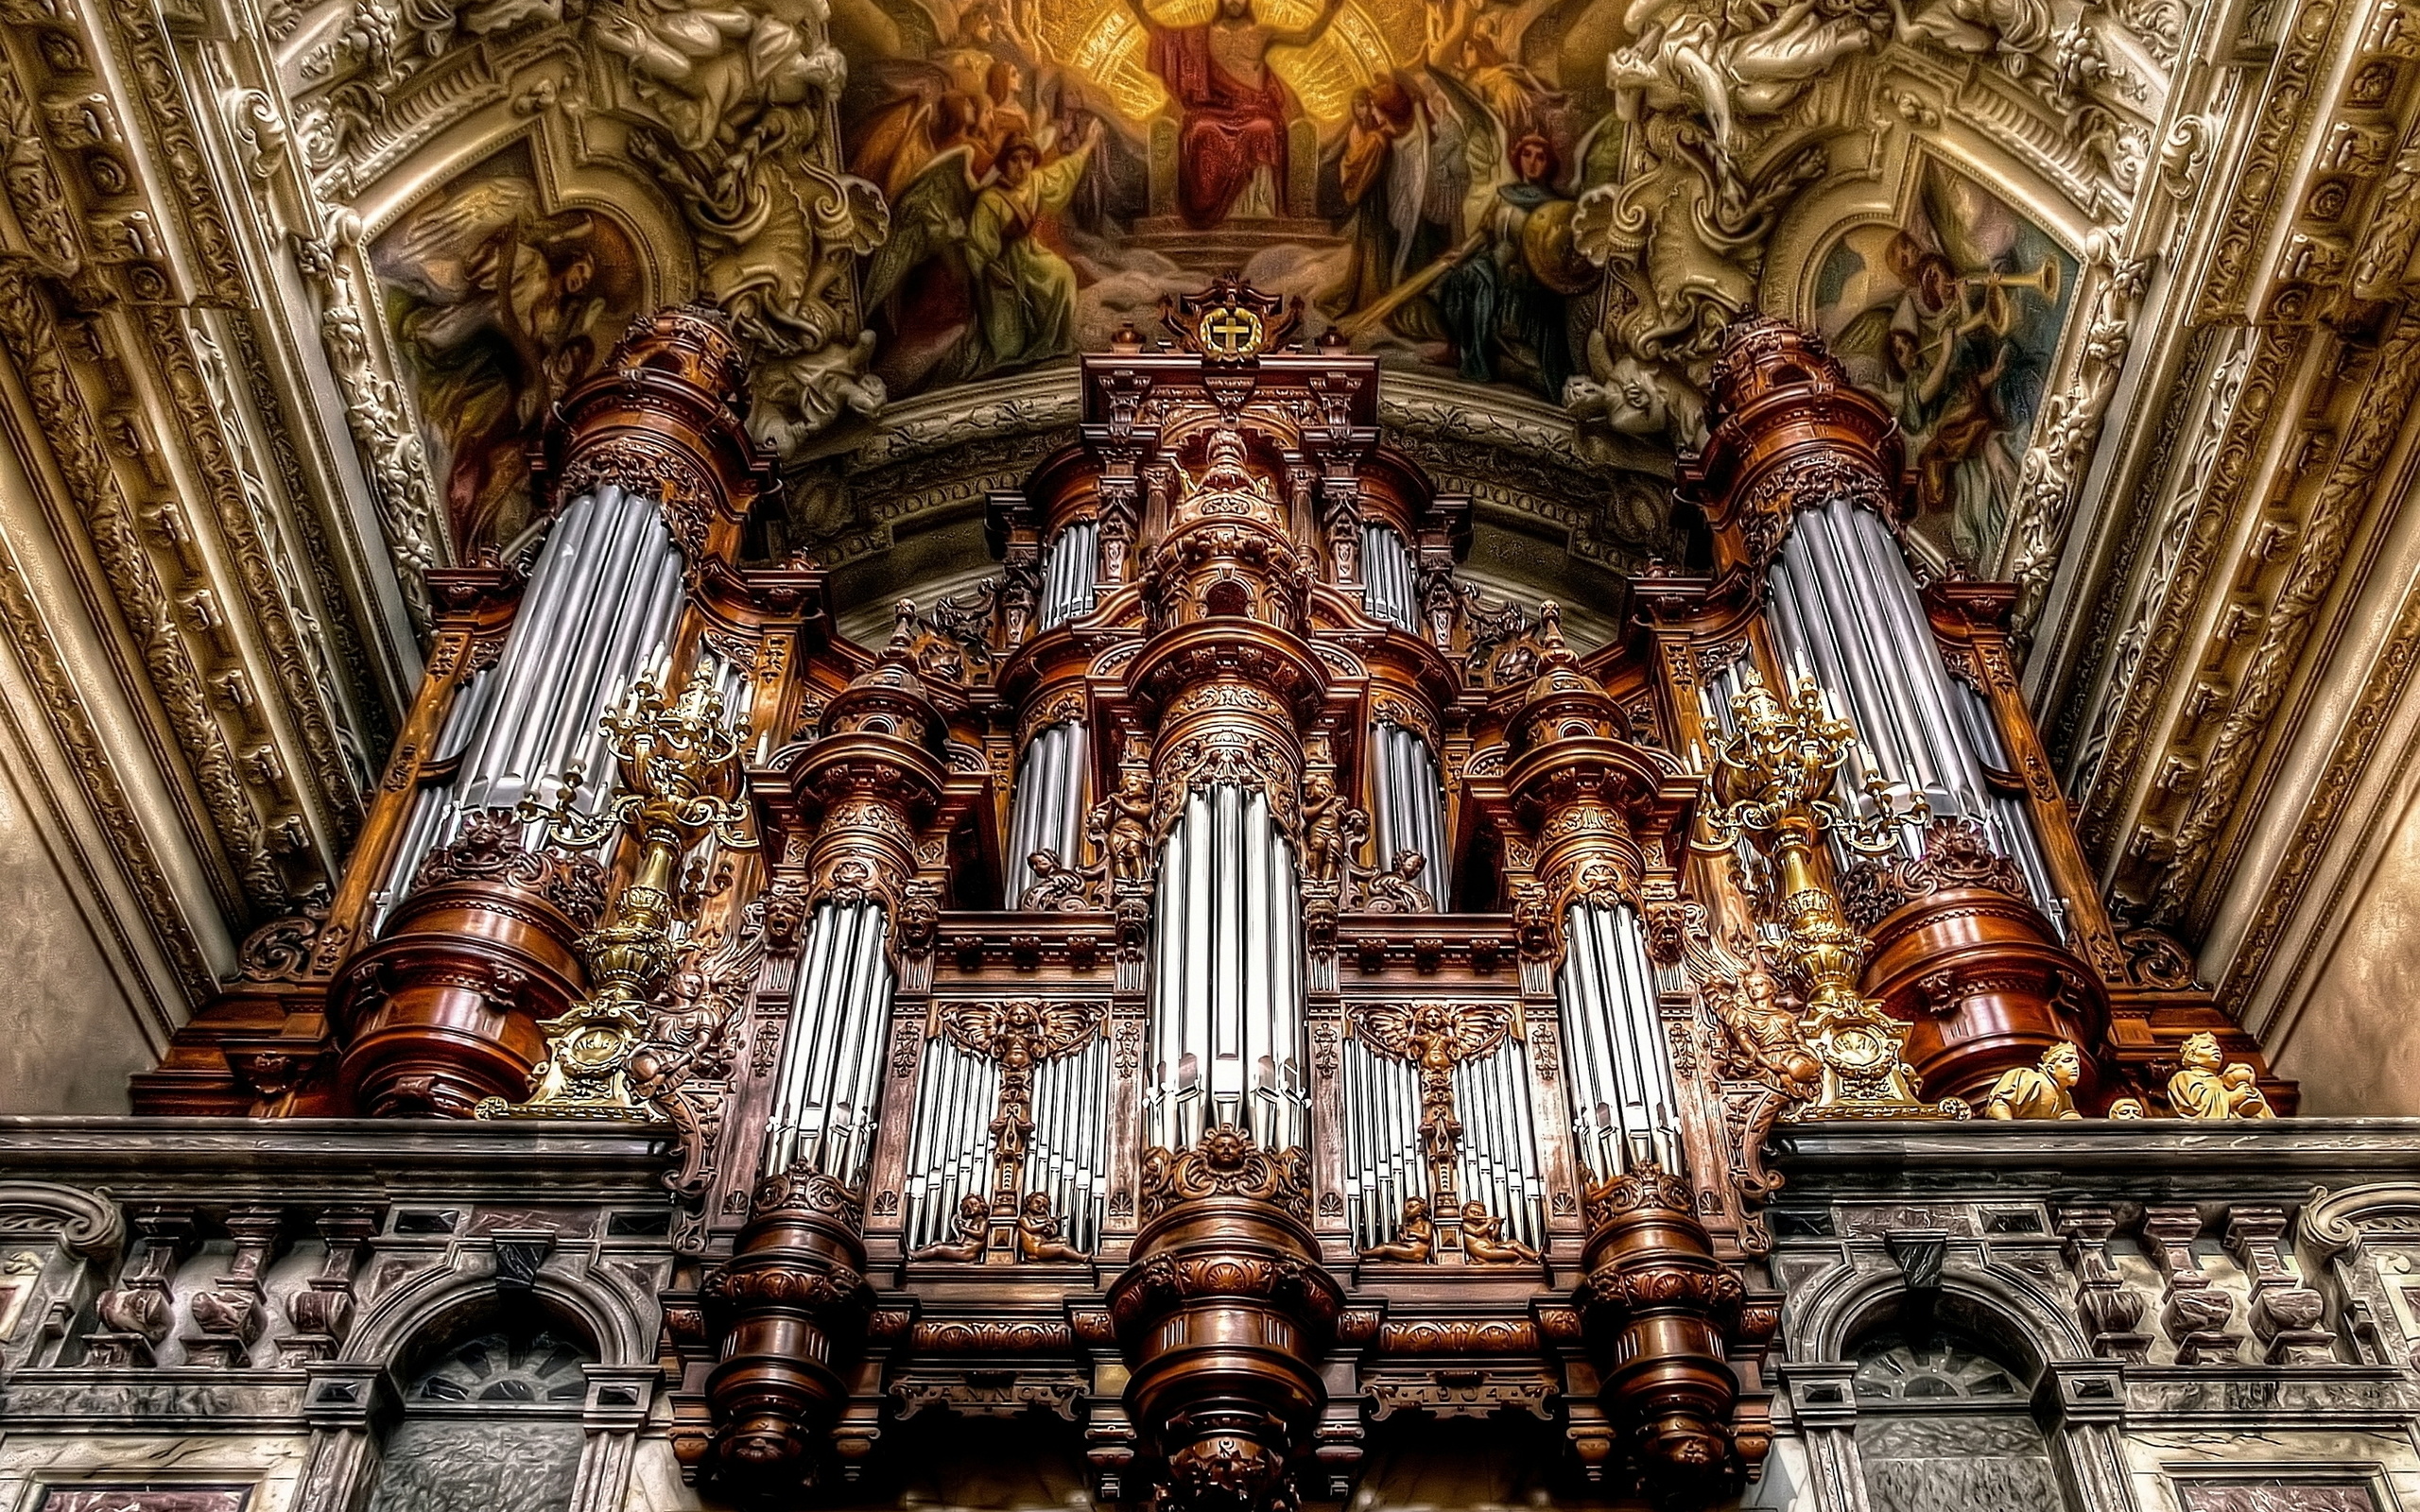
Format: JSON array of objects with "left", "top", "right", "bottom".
[
  {"left": 148, "top": 296, "right": 2300, "bottom": 1509},
  {"left": 1760, "top": 494, "right": 2061, "bottom": 916}
]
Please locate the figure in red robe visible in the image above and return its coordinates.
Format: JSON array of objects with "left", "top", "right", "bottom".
[{"left": 1124, "top": 0, "right": 1346, "bottom": 227}]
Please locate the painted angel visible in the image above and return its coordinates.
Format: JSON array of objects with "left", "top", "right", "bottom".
[{"left": 374, "top": 175, "right": 620, "bottom": 549}]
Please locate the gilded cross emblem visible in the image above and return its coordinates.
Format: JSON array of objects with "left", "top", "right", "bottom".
[{"left": 1200, "top": 304, "right": 1264, "bottom": 359}]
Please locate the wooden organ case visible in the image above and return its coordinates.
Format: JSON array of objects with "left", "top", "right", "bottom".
[{"left": 130, "top": 291, "right": 2297, "bottom": 1511}]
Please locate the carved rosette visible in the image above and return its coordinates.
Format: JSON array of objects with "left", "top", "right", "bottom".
[
  {"left": 1850, "top": 818, "right": 2116, "bottom": 1108},
  {"left": 1574, "top": 1164, "right": 1772, "bottom": 1503},
  {"left": 330, "top": 813, "right": 607, "bottom": 1117},
  {"left": 701, "top": 1163, "right": 874, "bottom": 1486},
  {"left": 1110, "top": 1125, "right": 1341, "bottom": 1512},
  {"left": 1682, "top": 317, "right": 1904, "bottom": 576}
]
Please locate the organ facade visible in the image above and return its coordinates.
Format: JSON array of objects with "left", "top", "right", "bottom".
[{"left": 0, "top": 285, "right": 2388, "bottom": 1512}]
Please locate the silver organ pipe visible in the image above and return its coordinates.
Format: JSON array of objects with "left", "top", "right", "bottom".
[
  {"left": 373, "top": 483, "right": 684, "bottom": 925},
  {"left": 1145, "top": 785, "right": 1308, "bottom": 1153},
  {"left": 1042, "top": 521, "right": 1099, "bottom": 629},
  {"left": 1006, "top": 720, "right": 1090, "bottom": 904},
  {"left": 1947, "top": 671, "right": 2063, "bottom": 928},
  {"left": 1360, "top": 523, "right": 1418, "bottom": 630},
  {"left": 1371, "top": 723, "right": 1448, "bottom": 909},
  {"left": 1025, "top": 1034, "right": 1111, "bottom": 1250},
  {"left": 902, "top": 1036, "right": 998, "bottom": 1249},
  {"left": 1452, "top": 1036, "right": 1544, "bottom": 1247},
  {"left": 1340, "top": 1038, "right": 1422, "bottom": 1250},
  {"left": 1763, "top": 496, "right": 2060, "bottom": 916},
  {"left": 371, "top": 660, "right": 499, "bottom": 932},
  {"left": 460, "top": 483, "right": 684, "bottom": 816},
  {"left": 1558, "top": 903, "right": 1682, "bottom": 1179},
  {"left": 762, "top": 900, "right": 897, "bottom": 1181},
  {"left": 1337, "top": 1025, "right": 1545, "bottom": 1250}
]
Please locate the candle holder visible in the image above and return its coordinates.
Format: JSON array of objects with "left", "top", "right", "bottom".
[
  {"left": 1694, "top": 672, "right": 1966, "bottom": 1119},
  {"left": 478, "top": 667, "right": 757, "bottom": 1120}
]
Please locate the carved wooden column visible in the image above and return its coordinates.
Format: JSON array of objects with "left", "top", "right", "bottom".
[
  {"left": 329, "top": 813, "right": 606, "bottom": 1115},
  {"left": 1106, "top": 1135, "right": 1343, "bottom": 1512},
  {"left": 1082, "top": 286, "right": 1364, "bottom": 1512},
  {"left": 1501, "top": 607, "right": 1771, "bottom": 1504},
  {"left": 702, "top": 633, "right": 949, "bottom": 1487},
  {"left": 1579, "top": 1165, "right": 1773, "bottom": 1503},
  {"left": 324, "top": 304, "right": 773, "bottom": 1117}
]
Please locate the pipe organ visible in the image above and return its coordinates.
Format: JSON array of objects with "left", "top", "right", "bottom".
[{"left": 134, "top": 289, "right": 2298, "bottom": 1512}]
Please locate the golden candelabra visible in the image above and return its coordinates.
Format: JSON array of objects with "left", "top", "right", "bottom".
[
  {"left": 1694, "top": 673, "right": 1965, "bottom": 1119},
  {"left": 479, "top": 668, "right": 758, "bottom": 1120}
]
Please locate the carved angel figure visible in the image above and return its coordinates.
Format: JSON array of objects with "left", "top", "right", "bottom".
[
  {"left": 1300, "top": 768, "right": 1349, "bottom": 883},
  {"left": 1705, "top": 954, "right": 1821, "bottom": 1100},
  {"left": 2167, "top": 1032, "right": 2274, "bottom": 1120},
  {"left": 1356, "top": 850, "right": 1436, "bottom": 913},
  {"left": 1355, "top": 1001, "right": 1517, "bottom": 1087},
  {"left": 629, "top": 911, "right": 769, "bottom": 1211},
  {"left": 1015, "top": 1192, "right": 1090, "bottom": 1262},
  {"left": 1604, "top": 0, "right": 1881, "bottom": 160},
  {"left": 1087, "top": 765, "right": 1155, "bottom": 885},
  {"left": 1019, "top": 849, "right": 1100, "bottom": 912},
  {"left": 1982, "top": 1041, "right": 2082, "bottom": 1120},
  {"left": 1460, "top": 1201, "right": 1540, "bottom": 1264},
  {"left": 1887, "top": 0, "right": 2052, "bottom": 72},
  {"left": 910, "top": 1194, "right": 991, "bottom": 1262},
  {"left": 1354, "top": 1001, "right": 1516, "bottom": 1185},
  {"left": 1360, "top": 1197, "right": 1435, "bottom": 1262}
]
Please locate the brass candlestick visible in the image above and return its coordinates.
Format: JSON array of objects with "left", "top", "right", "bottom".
[
  {"left": 1694, "top": 672, "right": 1965, "bottom": 1119},
  {"left": 479, "top": 668, "right": 758, "bottom": 1120}
]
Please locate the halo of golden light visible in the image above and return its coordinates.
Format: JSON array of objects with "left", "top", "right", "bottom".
[{"left": 1043, "top": 0, "right": 1422, "bottom": 128}]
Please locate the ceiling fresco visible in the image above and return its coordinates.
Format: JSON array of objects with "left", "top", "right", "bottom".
[{"left": 316, "top": 0, "right": 2157, "bottom": 570}]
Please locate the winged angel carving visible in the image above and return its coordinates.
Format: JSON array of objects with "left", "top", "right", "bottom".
[
  {"left": 938, "top": 998, "right": 1102, "bottom": 1195},
  {"left": 592, "top": 0, "right": 890, "bottom": 451},
  {"left": 1351, "top": 1001, "right": 1516, "bottom": 1187},
  {"left": 629, "top": 902, "right": 770, "bottom": 1247}
]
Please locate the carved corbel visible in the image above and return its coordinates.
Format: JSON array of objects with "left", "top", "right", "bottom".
[
  {"left": 1110, "top": 1125, "right": 1341, "bottom": 1512},
  {"left": 2054, "top": 1205, "right": 2152, "bottom": 1362},
  {"left": 84, "top": 1205, "right": 197, "bottom": 1366},
  {"left": 279, "top": 1206, "right": 378, "bottom": 1366},
  {"left": 182, "top": 1206, "right": 285, "bottom": 1368},
  {"left": 702, "top": 1164, "right": 874, "bottom": 1488},
  {"left": 2140, "top": 1205, "right": 2241, "bottom": 1365},
  {"left": 2223, "top": 1206, "right": 2335, "bottom": 1365}
]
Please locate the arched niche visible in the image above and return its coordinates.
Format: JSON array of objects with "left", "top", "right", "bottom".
[
  {"left": 351, "top": 114, "right": 695, "bottom": 556},
  {"left": 1844, "top": 1319, "right": 2064, "bottom": 1512},
  {"left": 361, "top": 1295, "right": 600, "bottom": 1512},
  {"left": 1770, "top": 136, "right": 2092, "bottom": 573}
]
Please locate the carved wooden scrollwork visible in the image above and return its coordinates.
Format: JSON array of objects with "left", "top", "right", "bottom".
[{"left": 1139, "top": 1124, "right": 1312, "bottom": 1225}]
